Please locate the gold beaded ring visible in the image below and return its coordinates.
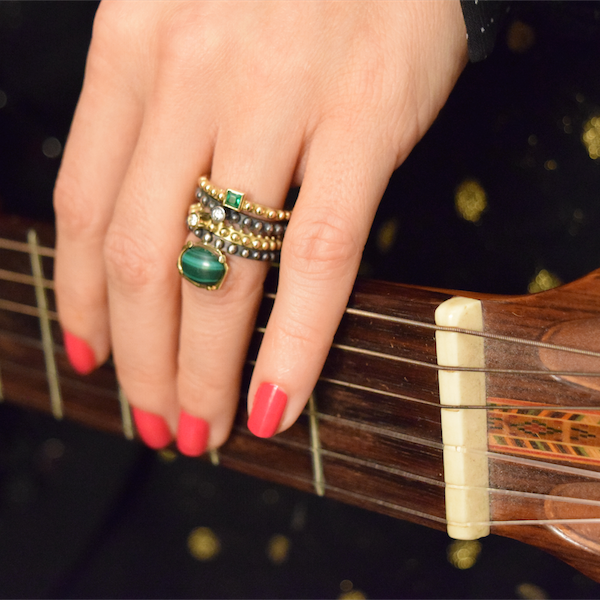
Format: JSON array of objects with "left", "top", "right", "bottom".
[
  {"left": 198, "top": 175, "right": 292, "bottom": 222},
  {"left": 187, "top": 210, "right": 283, "bottom": 251}
]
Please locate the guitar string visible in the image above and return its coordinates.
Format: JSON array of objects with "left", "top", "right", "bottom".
[
  {"left": 217, "top": 441, "right": 600, "bottom": 527},
  {"left": 4, "top": 316, "right": 600, "bottom": 415},
  {"left": 7, "top": 343, "right": 600, "bottom": 504},
  {"left": 3, "top": 285, "right": 600, "bottom": 380},
  {"left": 2, "top": 240, "right": 600, "bottom": 361},
  {"left": 4, "top": 242, "right": 600, "bottom": 522},
  {"left": 4, "top": 291, "right": 600, "bottom": 411},
  {"left": 5, "top": 336, "right": 600, "bottom": 519},
  {"left": 3, "top": 353, "right": 600, "bottom": 520}
]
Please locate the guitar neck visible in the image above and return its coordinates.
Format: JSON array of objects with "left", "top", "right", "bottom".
[
  {"left": 0, "top": 215, "right": 451, "bottom": 532},
  {"left": 3, "top": 215, "right": 600, "bottom": 582}
]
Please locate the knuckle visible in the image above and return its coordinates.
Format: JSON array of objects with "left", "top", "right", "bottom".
[
  {"left": 53, "top": 170, "right": 103, "bottom": 237},
  {"left": 286, "top": 212, "right": 361, "bottom": 280},
  {"left": 103, "top": 225, "right": 165, "bottom": 290},
  {"left": 277, "top": 310, "right": 330, "bottom": 355}
]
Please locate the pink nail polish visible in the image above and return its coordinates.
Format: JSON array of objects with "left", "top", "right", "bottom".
[
  {"left": 248, "top": 383, "right": 287, "bottom": 438},
  {"left": 63, "top": 330, "right": 96, "bottom": 375},
  {"left": 132, "top": 407, "right": 173, "bottom": 450},
  {"left": 177, "top": 411, "right": 210, "bottom": 457}
]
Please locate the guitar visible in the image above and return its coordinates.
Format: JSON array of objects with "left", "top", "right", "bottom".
[{"left": 2, "top": 214, "right": 600, "bottom": 583}]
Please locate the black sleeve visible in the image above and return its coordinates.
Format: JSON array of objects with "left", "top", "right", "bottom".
[{"left": 460, "top": 0, "right": 511, "bottom": 62}]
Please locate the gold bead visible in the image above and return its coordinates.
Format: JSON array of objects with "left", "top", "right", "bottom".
[
  {"left": 267, "top": 210, "right": 276, "bottom": 220},
  {"left": 253, "top": 239, "right": 261, "bottom": 250},
  {"left": 255, "top": 206, "right": 263, "bottom": 216},
  {"left": 277, "top": 210, "right": 285, "bottom": 221},
  {"left": 231, "top": 233, "right": 240, "bottom": 242}
]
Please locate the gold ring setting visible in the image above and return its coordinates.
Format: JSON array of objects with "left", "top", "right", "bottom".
[{"left": 178, "top": 176, "right": 290, "bottom": 290}]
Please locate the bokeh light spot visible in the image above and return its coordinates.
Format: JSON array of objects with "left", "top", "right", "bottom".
[
  {"left": 447, "top": 540, "right": 482, "bottom": 570},
  {"left": 187, "top": 526, "right": 221, "bottom": 561},
  {"left": 455, "top": 179, "right": 487, "bottom": 223}
]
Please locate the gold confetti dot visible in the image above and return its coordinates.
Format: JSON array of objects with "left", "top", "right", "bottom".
[
  {"left": 266, "top": 534, "right": 290, "bottom": 565},
  {"left": 527, "top": 134, "right": 538, "bottom": 146},
  {"left": 454, "top": 180, "right": 487, "bottom": 223},
  {"left": 376, "top": 218, "right": 398, "bottom": 254},
  {"left": 340, "top": 580, "right": 354, "bottom": 593},
  {"left": 516, "top": 582, "right": 549, "bottom": 600},
  {"left": 582, "top": 115, "right": 600, "bottom": 159},
  {"left": 187, "top": 527, "right": 221, "bottom": 561},
  {"left": 506, "top": 20, "right": 536, "bottom": 53},
  {"left": 528, "top": 269, "right": 561, "bottom": 294},
  {"left": 447, "top": 540, "right": 481, "bottom": 570},
  {"left": 544, "top": 159, "right": 557, "bottom": 171}
]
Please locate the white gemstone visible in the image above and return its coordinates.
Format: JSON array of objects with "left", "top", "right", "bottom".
[
  {"left": 188, "top": 213, "right": 199, "bottom": 227},
  {"left": 211, "top": 206, "right": 227, "bottom": 223}
]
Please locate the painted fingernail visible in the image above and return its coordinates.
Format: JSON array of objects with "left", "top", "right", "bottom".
[
  {"left": 247, "top": 383, "right": 287, "bottom": 438},
  {"left": 177, "top": 411, "right": 210, "bottom": 457},
  {"left": 63, "top": 330, "right": 96, "bottom": 375},
  {"left": 132, "top": 407, "right": 173, "bottom": 450}
]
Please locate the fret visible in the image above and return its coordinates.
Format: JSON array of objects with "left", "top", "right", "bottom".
[
  {"left": 117, "top": 386, "right": 135, "bottom": 440},
  {"left": 307, "top": 391, "right": 325, "bottom": 497},
  {"left": 209, "top": 449, "right": 220, "bottom": 466},
  {"left": 27, "top": 229, "right": 63, "bottom": 420}
]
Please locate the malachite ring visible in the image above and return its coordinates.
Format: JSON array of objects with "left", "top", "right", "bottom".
[{"left": 178, "top": 241, "right": 228, "bottom": 291}]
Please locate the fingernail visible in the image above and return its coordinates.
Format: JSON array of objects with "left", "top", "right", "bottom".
[
  {"left": 132, "top": 407, "right": 173, "bottom": 449},
  {"left": 63, "top": 330, "right": 96, "bottom": 375},
  {"left": 177, "top": 411, "right": 210, "bottom": 457},
  {"left": 248, "top": 383, "right": 287, "bottom": 438}
]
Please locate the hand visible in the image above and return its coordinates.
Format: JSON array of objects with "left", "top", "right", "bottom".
[{"left": 53, "top": 0, "right": 467, "bottom": 454}]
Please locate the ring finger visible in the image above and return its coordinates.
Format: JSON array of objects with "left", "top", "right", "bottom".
[{"left": 175, "top": 119, "right": 302, "bottom": 455}]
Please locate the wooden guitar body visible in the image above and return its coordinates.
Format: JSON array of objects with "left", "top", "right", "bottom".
[{"left": 2, "top": 215, "right": 600, "bottom": 580}]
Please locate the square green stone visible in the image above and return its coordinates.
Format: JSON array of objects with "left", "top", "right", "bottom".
[{"left": 225, "top": 189, "right": 244, "bottom": 210}]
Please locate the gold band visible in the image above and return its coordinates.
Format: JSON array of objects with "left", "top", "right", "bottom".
[
  {"left": 187, "top": 209, "right": 283, "bottom": 251},
  {"left": 198, "top": 176, "right": 291, "bottom": 222}
]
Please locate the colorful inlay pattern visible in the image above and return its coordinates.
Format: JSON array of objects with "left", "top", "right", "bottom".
[{"left": 488, "top": 398, "right": 600, "bottom": 466}]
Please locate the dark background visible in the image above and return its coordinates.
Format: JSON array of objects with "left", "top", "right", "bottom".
[{"left": 2, "top": 1, "right": 600, "bottom": 598}]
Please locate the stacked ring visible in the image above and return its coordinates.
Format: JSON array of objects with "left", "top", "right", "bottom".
[{"left": 178, "top": 176, "right": 290, "bottom": 290}]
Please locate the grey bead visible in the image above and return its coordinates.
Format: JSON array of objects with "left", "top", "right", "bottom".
[
  {"left": 214, "top": 238, "right": 224, "bottom": 250},
  {"left": 252, "top": 221, "right": 263, "bottom": 233},
  {"left": 195, "top": 187, "right": 202, "bottom": 199},
  {"left": 240, "top": 248, "right": 250, "bottom": 258},
  {"left": 251, "top": 250, "right": 260, "bottom": 260},
  {"left": 227, "top": 244, "right": 238, "bottom": 255},
  {"left": 263, "top": 223, "right": 273, "bottom": 235},
  {"left": 274, "top": 224, "right": 284, "bottom": 236},
  {"left": 261, "top": 252, "right": 270, "bottom": 261},
  {"left": 243, "top": 217, "right": 253, "bottom": 228},
  {"left": 230, "top": 211, "right": 240, "bottom": 223},
  {"left": 202, "top": 232, "right": 213, "bottom": 243}
]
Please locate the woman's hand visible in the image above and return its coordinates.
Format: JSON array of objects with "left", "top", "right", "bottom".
[{"left": 53, "top": 0, "right": 467, "bottom": 455}]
